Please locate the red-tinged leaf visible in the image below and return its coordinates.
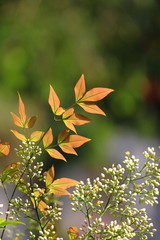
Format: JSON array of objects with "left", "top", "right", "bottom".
[
  {"left": 63, "top": 120, "right": 77, "bottom": 133},
  {"left": 56, "top": 107, "right": 65, "bottom": 116},
  {"left": 46, "top": 148, "right": 66, "bottom": 161},
  {"left": 43, "top": 128, "right": 53, "bottom": 148},
  {"left": 48, "top": 85, "right": 60, "bottom": 114},
  {"left": 67, "top": 113, "right": 92, "bottom": 126},
  {"left": 68, "top": 226, "right": 79, "bottom": 240},
  {"left": 0, "top": 143, "right": 10, "bottom": 156},
  {"left": 63, "top": 108, "right": 74, "bottom": 119},
  {"left": 10, "top": 112, "right": 23, "bottom": 128},
  {"left": 81, "top": 87, "right": 114, "bottom": 102},
  {"left": 50, "top": 178, "right": 80, "bottom": 190},
  {"left": 74, "top": 74, "right": 86, "bottom": 102},
  {"left": 45, "top": 165, "right": 55, "bottom": 186},
  {"left": 26, "top": 116, "right": 37, "bottom": 128},
  {"left": 30, "top": 131, "right": 44, "bottom": 142},
  {"left": 78, "top": 102, "right": 106, "bottom": 116},
  {"left": 11, "top": 130, "right": 27, "bottom": 142},
  {"left": 59, "top": 144, "right": 77, "bottom": 155},
  {"left": 64, "top": 135, "right": 91, "bottom": 148},
  {"left": 18, "top": 92, "right": 26, "bottom": 123},
  {"left": 58, "top": 130, "right": 70, "bottom": 144},
  {"left": 49, "top": 186, "right": 70, "bottom": 196}
]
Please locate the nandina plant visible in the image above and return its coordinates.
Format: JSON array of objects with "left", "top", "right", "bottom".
[{"left": 0, "top": 75, "right": 159, "bottom": 240}]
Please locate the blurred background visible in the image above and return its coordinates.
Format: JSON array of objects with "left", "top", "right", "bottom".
[{"left": 0, "top": 0, "right": 160, "bottom": 239}]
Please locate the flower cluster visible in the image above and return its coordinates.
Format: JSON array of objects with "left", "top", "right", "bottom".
[{"left": 71, "top": 147, "right": 160, "bottom": 239}]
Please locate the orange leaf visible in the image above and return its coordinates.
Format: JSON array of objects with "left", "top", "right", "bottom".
[
  {"left": 68, "top": 226, "right": 79, "bottom": 240},
  {"left": 31, "top": 189, "right": 49, "bottom": 213},
  {"left": 45, "top": 165, "right": 55, "bottom": 186},
  {"left": 67, "top": 113, "right": 92, "bottom": 126},
  {"left": 46, "top": 148, "right": 66, "bottom": 161},
  {"left": 0, "top": 143, "right": 10, "bottom": 156},
  {"left": 55, "top": 106, "right": 65, "bottom": 116},
  {"left": 58, "top": 130, "right": 70, "bottom": 144},
  {"left": 10, "top": 112, "right": 23, "bottom": 128},
  {"left": 18, "top": 92, "right": 26, "bottom": 124},
  {"left": 32, "top": 198, "right": 48, "bottom": 213},
  {"left": 64, "top": 134, "right": 91, "bottom": 148},
  {"left": 48, "top": 85, "right": 60, "bottom": 114},
  {"left": 63, "top": 120, "right": 77, "bottom": 133},
  {"left": 63, "top": 108, "right": 74, "bottom": 119},
  {"left": 81, "top": 87, "right": 114, "bottom": 102},
  {"left": 43, "top": 128, "right": 53, "bottom": 148},
  {"left": 30, "top": 131, "right": 44, "bottom": 142},
  {"left": 26, "top": 116, "right": 37, "bottom": 128},
  {"left": 50, "top": 178, "right": 80, "bottom": 190},
  {"left": 11, "top": 130, "right": 27, "bottom": 142},
  {"left": 49, "top": 186, "right": 70, "bottom": 196},
  {"left": 38, "top": 200, "right": 49, "bottom": 213},
  {"left": 74, "top": 74, "right": 86, "bottom": 102},
  {"left": 78, "top": 102, "right": 106, "bottom": 116},
  {"left": 59, "top": 144, "right": 77, "bottom": 155}
]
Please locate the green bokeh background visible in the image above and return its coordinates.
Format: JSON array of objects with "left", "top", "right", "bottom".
[{"left": 0, "top": 0, "right": 160, "bottom": 238}]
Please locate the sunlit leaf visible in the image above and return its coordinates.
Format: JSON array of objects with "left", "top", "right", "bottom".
[
  {"left": 55, "top": 106, "right": 65, "bottom": 116},
  {"left": 18, "top": 92, "right": 26, "bottom": 124},
  {"left": 58, "top": 130, "right": 70, "bottom": 144},
  {"left": 33, "top": 199, "right": 49, "bottom": 213},
  {"left": 31, "top": 190, "right": 48, "bottom": 213},
  {"left": 64, "top": 134, "right": 91, "bottom": 148},
  {"left": 26, "top": 116, "right": 37, "bottom": 128},
  {"left": 67, "top": 113, "right": 92, "bottom": 126},
  {"left": 78, "top": 102, "right": 106, "bottom": 116},
  {"left": 10, "top": 130, "right": 27, "bottom": 142},
  {"left": 68, "top": 226, "right": 79, "bottom": 240},
  {"left": 45, "top": 165, "right": 55, "bottom": 186},
  {"left": 37, "top": 200, "right": 49, "bottom": 212},
  {"left": 74, "top": 74, "right": 86, "bottom": 102},
  {"left": 10, "top": 112, "right": 23, "bottom": 127},
  {"left": 63, "top": 120, "right": 77, "bottom": 133},
  {"left": 63, "top": 108, "right": 74, "bottom": 119},
  {"left": 49, "top": 178, "right": 80, "bottom": 190},
  {"left": 0, "top": 218, "right": 25, "bottom": 227},
  {"left": 30, "top": 131, "right": 44, "bottom": 142},
  {"left": 81, "top": 87, "right": 114, "bottom": 102},
  {"left": 59, "top": 144, "right": 77, "bottom": 155},
  {"left": 0, "top": 142, "right": 10, "bottom": 156},
  {"left": 46, "top": 148, "right": 66, "bottom": 161},
  {"left": 63, "top": 112, "right": 91, "bottom": 133},
  {"left": 48, "top": 178, "right": 79, "bottom": 196},
  {"left": 48, "top": 85, "right": 60, "bottom": 114},
  {"left": 43, "top": 128, "right": 53, "bottom": 148},
  {"left": 49, "top": 186, "right": 70, "bottom": 196},
  {"left": 1, "top": 162, "right": 21, "bottom": 182}
]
